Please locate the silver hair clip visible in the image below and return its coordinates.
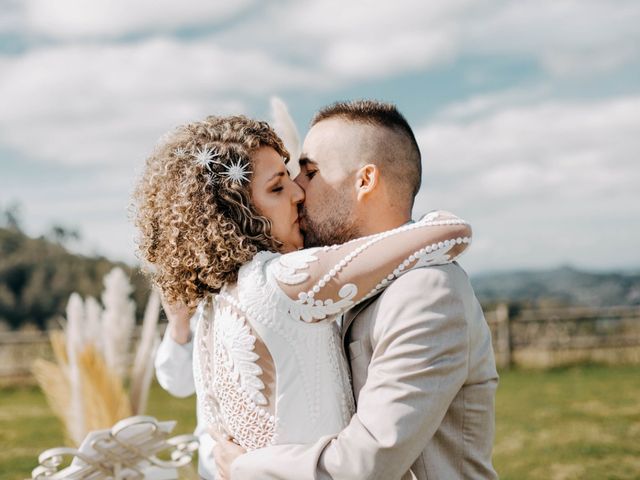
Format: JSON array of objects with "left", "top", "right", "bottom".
[
  {"left": 193, "top": 146, "right": 216, "bottom": 171},
  {"left": 173, "top": 146, "right": 188, "bottom": 157},
  {"left": 219, "top": 158, "right": 252, "bottom": 185},
  {"left": 191, "top": 145, "right": 252, "bottom": 186}
]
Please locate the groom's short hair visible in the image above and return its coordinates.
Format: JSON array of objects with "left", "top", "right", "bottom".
[{"left": 311, "top": 100, "right": 422, "bottom": 203}]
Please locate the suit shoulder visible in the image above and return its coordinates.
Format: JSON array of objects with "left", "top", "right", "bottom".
[
  {"left": 365, "top": 263, "right": 472, "bottom": 341},
  {"left": 383, "top": 261, "right": 470, "bottom": 294}
]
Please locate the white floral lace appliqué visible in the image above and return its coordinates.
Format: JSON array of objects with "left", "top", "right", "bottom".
[
  {"left": 412, "top": 247, "right": 452, "bottom": 269},
  {"left": 269, "top": 248, "right": 359, "bottom": 322},
  {"left": 197, "top": 300, "right": 275, "bottom": 451},
  {"left": 271, "top": 248, "right": 321, "bottom": 285},
  {"left": 287, "top": 283, "right": 358, "bottom": 323},
  {"left": 217, "top": 305, "right": 267, "bottom": 405}
]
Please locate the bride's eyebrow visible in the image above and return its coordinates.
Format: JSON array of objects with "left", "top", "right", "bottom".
[{"left": 265, "top": 171, "right": 285, "bottom": 185}]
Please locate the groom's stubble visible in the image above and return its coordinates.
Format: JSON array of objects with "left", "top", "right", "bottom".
[{"left": 300, "top": 177, "right": 361, "bottom": 248}]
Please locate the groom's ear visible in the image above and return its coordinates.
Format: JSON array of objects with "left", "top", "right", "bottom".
[{"left": 355, "top": 164, "right": 379, "bottom": 201}]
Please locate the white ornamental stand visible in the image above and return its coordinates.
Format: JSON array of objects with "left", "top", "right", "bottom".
[{"left": 32, "top": 416, "right": 199, "bottom": 479}]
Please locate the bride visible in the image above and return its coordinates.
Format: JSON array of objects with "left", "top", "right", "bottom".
[{"left": 132, "top": 115, "right": 471, "bottom": 476}]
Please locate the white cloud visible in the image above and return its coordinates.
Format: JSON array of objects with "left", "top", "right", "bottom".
[
  {"left": 272, "top": 0, "right": 640, "bottom": 80},
  {"left": 23, "top": 0, "right": 256, "bottom": 39},
  {"left": 196, "top": 1, "right": 475, "bottom": 83},
  {"left": 462, "top": 0, "right": 640, "bottom": 77},
  {"left": 436, "top": 86, "right": 550, "bottom": 121},
  {"left": 0, "top": 0, "right": 24, "bottom": 35},
  {"left": 9, "top": 1, "right": 640, "bottom": 90},
  {"left": 414, "top": 95, "right": 640, "bottom": 271},
  {"left": 193, "top": 0, "right": 638, "bottom": 86},
  {"left": 0, "top": 37, "right": 318, "bottom": 166},
  {"left": 278, "top": 0, "right": 475, "bottom": 78},
  {"left": 323, "top": 30, "right": 456, "bottom": 80},
  {"left": 542, "top": 47, "right": 638, "bottom": 78}
]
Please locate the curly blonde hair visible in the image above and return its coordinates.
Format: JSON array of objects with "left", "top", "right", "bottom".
[{"left": 132, "top": 115, "right": 289, "bottom": 308}]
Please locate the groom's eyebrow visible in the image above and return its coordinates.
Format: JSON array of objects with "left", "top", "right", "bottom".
[{"left": 299, "top": 157, "right": 317, "bottom": 168}]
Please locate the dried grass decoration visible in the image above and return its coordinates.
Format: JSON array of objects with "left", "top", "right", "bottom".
[{"left": 32, "top": 267, "right": 161, "bottom": 446}]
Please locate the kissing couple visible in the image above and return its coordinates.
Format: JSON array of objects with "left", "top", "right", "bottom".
[{"left": 133, "top": 99, "right": 498, "bottom": 479}]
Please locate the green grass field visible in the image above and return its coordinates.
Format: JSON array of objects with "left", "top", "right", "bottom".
[{"left": 1, "top": 365, "right": 639, "bottom": 479}]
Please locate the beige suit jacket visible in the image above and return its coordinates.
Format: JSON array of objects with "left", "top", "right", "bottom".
[{"left": 232, "top": 263, "right": 499, "bottom": 479}]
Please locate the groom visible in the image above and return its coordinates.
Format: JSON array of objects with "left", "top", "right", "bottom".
[{"left": 214, "top": 100, "right": 499, "bottom": 479}]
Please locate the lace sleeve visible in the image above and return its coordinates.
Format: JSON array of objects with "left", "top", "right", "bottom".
[{"left": 267, "top": 210, "right": 472, "bottom": 322}]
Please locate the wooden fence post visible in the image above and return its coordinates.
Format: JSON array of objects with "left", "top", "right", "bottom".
[{"left": 495, "top": 303, "right": 512, "bottom": 369}]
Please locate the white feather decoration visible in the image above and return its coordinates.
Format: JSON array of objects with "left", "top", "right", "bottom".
[
  {"left": 270, "top": 96, "right": 301, "bottom": 178},
  {"left": 101, "top": 268, "right": 136, "bottom": 379}
]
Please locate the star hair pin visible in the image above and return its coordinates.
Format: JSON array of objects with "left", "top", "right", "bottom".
[
  {"left": 191, "top": 145, "right": 251, "bottom": 186},
  {"left": 218, "top": 157, "right": 252, "bottom": 186},
  {"left": 193, "top": 146, "right": 217, "bottom": 171},
  {"left": 173, "top": 146, "right": 188, "bottom": 157}
]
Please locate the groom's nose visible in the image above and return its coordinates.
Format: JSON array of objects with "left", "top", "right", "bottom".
[{"left": 294, "top": 172, "right": 307, "bottom": 189}]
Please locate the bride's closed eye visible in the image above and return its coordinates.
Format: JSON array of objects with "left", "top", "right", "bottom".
[{"left": 306, "top": 170, "right": 318, "bottom": 180}]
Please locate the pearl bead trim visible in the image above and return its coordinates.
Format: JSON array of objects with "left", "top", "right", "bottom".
[
  {"left": 298, "top": 218, "right": 469, "bottom": 304},
  {"left": 359, "top": 235, "right": 471, "bottom": 302}
]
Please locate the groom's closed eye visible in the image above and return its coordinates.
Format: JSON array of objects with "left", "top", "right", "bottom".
[{"left": 299, "top": 157, "right": 319, "bottom": 180}]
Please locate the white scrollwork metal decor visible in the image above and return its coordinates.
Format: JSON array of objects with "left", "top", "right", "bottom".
[{"left": 32, "top": 415, "right": 199, "bottom": 479}]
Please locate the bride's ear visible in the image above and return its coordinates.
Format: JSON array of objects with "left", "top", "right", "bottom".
[{"left": 355, "top": 164, "right": 379, "bottom": 201}]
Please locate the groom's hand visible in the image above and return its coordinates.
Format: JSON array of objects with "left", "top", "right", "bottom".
[{"left": 210, "top": 429, "right": 246, "bottom": 480}]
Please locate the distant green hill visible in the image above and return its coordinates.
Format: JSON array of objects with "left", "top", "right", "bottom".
[
  {"left": 471, "top": 266, "right": 640, "bottom": 308},
  {"left": 0, "top": 226, "right": 151, "bottom": 330}
]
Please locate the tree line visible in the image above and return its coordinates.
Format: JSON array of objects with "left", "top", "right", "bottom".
[{"left": 0, "top": 205, "right": 150, "bottom": 330}]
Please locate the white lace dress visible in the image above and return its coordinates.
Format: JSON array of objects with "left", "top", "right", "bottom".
[{"left": 192, "top": 211, "right": 471, "bottom": 453}]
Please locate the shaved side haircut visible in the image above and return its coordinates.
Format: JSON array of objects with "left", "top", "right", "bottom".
[{"left": 312, "top": 100, "right": 422, "bottom": 205}]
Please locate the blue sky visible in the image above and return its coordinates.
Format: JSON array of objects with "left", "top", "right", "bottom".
[{"left": 1, "top": 0, "right": 639, "bottom": 274}]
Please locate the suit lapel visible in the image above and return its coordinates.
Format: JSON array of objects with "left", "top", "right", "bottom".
[{"left": 342, "top": 295, "right": 379, "bottom": 344}]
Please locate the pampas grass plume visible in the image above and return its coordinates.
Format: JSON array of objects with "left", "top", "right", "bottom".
[
  {"left": 32, "top": 359, "right": 74, "bottom": 445},
  {"left": 78, "top": 343, "right": 132, "bottom": 432},
  {"left": 64, "top": 292, "right": 86, "bottom": 445},
  {"left": 85, "top": 296, "right": 104, "bottom": 353},
  {"left": 130, "top": 289, "right": 161, "bottom": 415},
  {"left": 34, "top": 267, "right": 163, "bottom": 450},
  {"left": 101, "top": 268, "right": 136, "bottom": 379}
]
